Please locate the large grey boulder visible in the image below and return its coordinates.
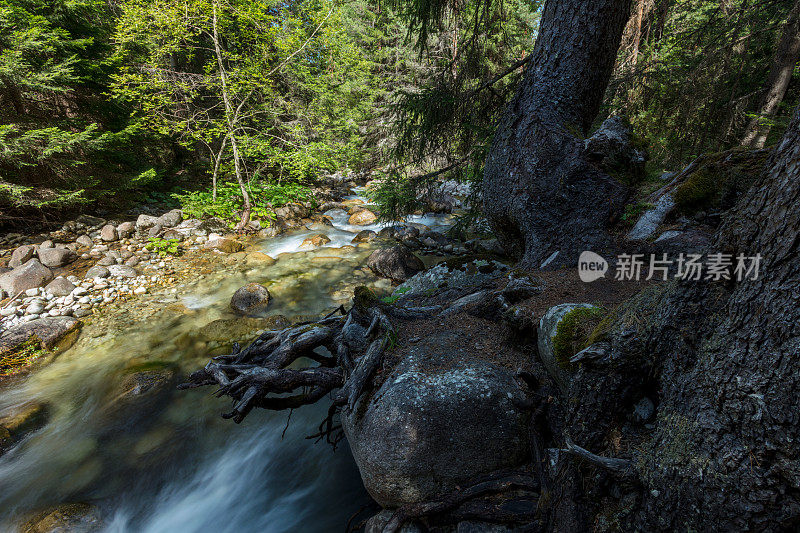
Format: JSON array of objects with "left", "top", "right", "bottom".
[
  {"left": 136, "top": 214, "right": 160, "bottom": 232},
  {"left": 158, "top": 209, "right": 183, "bottom": 228},
  {"left": 342, "top": 329, "right": 530, "bottom": 507},
  {"left": 76, "top": 235, "right": 93, "bottom": 248},
  {"left": 366, "top": 246, "right": 424, "bottom": 283},
  {"left": 230, "top": 283, "right": 271, "bottom": 315},
  {"left": 100, "top": 224, "right": 118, "bottom": 242},
  {"left": 37, "top": 246, "right": 76, "bottom": 268},
  {"left": 537, "top": 303, "right": 599, "bottom": 391},
  {"left": 116, "top": 221, "right": 135, "bottom": 238},
  {"left": 0, "top": 259, "right": 54, "bottom": 295},
  {"left": 8, "top": 245, "right": 35, "bottom": 268},
  {"left": 0, "top": 317, "right": 81, "bottom": 356},
  {"left": 45, "top": 277, "right": 76, "bottom": 297},
  {"left": 627, "top": 194, "right": 675, "bottom": 241}
]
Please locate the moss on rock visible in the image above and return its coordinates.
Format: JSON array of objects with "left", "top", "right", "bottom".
[{"left": 552, "top": 306, "right": 607, "bottom": 369}]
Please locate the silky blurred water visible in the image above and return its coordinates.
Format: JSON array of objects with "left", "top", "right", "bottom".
[{"left": 0, "top": 196, "right": 456, "bottom": 532}]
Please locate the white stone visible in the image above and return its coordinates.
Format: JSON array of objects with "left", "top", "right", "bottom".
[{"left": 134, "top": 287, "right": 147, "bottom": 295}]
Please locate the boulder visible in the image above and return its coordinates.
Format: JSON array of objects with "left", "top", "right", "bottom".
[
  {"left": 9, "top": 245, "right": 36, "bottom": 268},
  {"left": 17, "top": 502, "right": 102, "bottom": 533},
  {"left": 38, "top": 240, "right": 54, "bottom": 249},
  {"left": 378, "top": 225, "right": 420, "bottom": 241},
  {"left": 300, "top": 233, "right": 331, "bottom": 248},
  {"left": 100, "top": 224, "right": 118, "bottom": 242},
  {"left": 230, "top": 283, "right": 272, "bottom": 316},
  {"left": 352, "top": 229, "right": 377, "bottom": 243},
  {"left": 38, "top": 247, "right": 76, "bottom": 268},
  {"left": 136, "top": 214, "right": 160, "bottom": 232},
  {"left": 147, "top": 224, "right": 163, "bottom": 238},
  {"left": 537, "top": 303, "right": 601, "bottom": 391},
  {"left": 274, "top": 203, "right": 309, "bottom": 221},
  {"left": 204, "top": 236, "right": 245, "bottom": 254},
  {"left": 343, "top": 329, "right": 530, "bottom": 506},
  {"left": 107, "top": 265, "right": 138, "bottom": 278},
  {"left": 96, "top": 256, "right": 116, "bottom": 266},
  {"left": 367, "top": 246, "right": 424, "bottom": 282},
  {"left": 0, "top": 317, "right": 81, "bottom": 356},
  {"left": 627, "top": 194, "right": 676, "bottom": 241},
  {"left": 244, "top": 252, "right": 276, "bottom": 267},
  {"left": 85, "top": 265, "right": 110, "bottom": 279},
  {"left": 348, "top": 209, "right": 378, "bottom": 226},
  {"left": 196, "top": 217, "right": 230, "bottom": 235},
  {"left": 158, "top": 209, "right": 183, "bottom": 228},
  {"left": 0, "top": 259, "right": 54, "bottom": 295},
  {"left": 394, "top": 259, "right": 509, "bottom": 297},
  {"left": 116, "top": 221, "right": 135, "bottom": 238},
  {"left": 45, "top": 277, "right": 76, "bottom": 297},
  {"left": 75, "top": 235, "right": 93, "bottom": 248}
]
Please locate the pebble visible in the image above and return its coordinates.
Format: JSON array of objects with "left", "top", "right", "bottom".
[
  {"left": 134, "top": 287, "right": 147, "bottom": 295},
  {"left": 25, "top": 288, "right": 40, "bottom": 297}
]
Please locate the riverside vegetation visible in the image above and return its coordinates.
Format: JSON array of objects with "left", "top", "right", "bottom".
[{"left": 1, "top": 0, "right": 800, "bottom": 532}]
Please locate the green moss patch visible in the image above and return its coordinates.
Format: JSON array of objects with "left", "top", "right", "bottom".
[
  {"left": 552, "top": 307, "right": 607, "bottom": 369},
  {"left": 673, "top": 148, "right": 769, "bottom": 213}
]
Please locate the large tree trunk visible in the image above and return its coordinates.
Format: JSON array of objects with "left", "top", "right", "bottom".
[
  {"left": 638, "top": 103, "right": 800, "bottom": 532},
  {"left": 741, "top": 0, "right": 800, "bottom": 149},
  {"left": 557, "top": 105, "right": 800, "bottom": 531},
  {"left": 482, "top": 0, "right": 633, "bottom": 268}
]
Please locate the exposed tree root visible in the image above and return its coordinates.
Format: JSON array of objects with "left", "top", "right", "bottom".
[
  {"left": 180, "top": 287, "right": 425, "bottom": 425},
  {"left": 382, "top": 470, "right": 540, "bottom": 533}
]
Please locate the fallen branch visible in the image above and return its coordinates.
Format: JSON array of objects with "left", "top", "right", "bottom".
[{"left": 561, "top": 436, "right": 633, "bottom": 475}]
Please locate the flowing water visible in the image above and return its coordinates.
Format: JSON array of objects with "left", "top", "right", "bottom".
[{"left": 0, "top": 197, "right": 456, "bottom": 532}]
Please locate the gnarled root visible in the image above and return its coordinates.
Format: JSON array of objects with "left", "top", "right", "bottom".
[
  {"left": 382, "top": 470, "right": 541, "bottom": 533},
  {"left": 180, "top": 289, "right": 425, "bottom": 426}
]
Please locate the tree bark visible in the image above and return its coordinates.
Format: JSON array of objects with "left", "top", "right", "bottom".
[
  {"left": 741, "top": 0, "right": 800, "bottom": 149},
  {"left": 482, "top": 0, "right": 633, "bottom": 268}
]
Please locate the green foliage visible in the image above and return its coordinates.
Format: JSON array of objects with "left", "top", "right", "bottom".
[
  {"left": 172, "top": 180, "right": 314, "bottom": 224},
  {"left": 552, "top": 307, "right": 607, "bottom": 370},
  {"left": 608, "top": 0, "right": 799, "bottom": 167},
  {"left": 145, "top": 237, "right": 182, "bottom": 257},
  {"left": 381, "top": 287, "right": 411, "bottom": 304}
]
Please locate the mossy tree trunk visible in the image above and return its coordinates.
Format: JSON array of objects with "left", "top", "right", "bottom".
[{"left": 482, "top": 0, "right": 633, "bottom": 268}]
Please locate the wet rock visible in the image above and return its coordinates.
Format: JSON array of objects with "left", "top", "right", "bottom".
[
  {"left": 204, "top": 236, "right": 245, "bottom": 254},
  {"left": 349, "top": 209, "right": 378, "bottom": 226},
  {"left": 116, "top": 221, "right": 135, "bottom": 238},
  {"left": 38, "top": 247, "right": 76, "bottom": 268},
  {"left": 107, "top": 265, "right": 138, "bottom": 278},
  {"left": 244, "top": 252, "right": 276, "bottom": 268},
  {"left": 17, "top": 502, "right": 102, "bottom": 533},
  {"left": 0, "top": 402, "right": 49, "bottom": 454},
  {"left": 9, "top": 245, "right": 36, "bottom": 268},
  {"left": 367, "top": 246, "right": 424, "bottom": 282},
  {"left": 0, "top": 259, "right": 54, "bottom": 295},
  {"left": 352, "top": 229, "right": 377, "bottom": 243},
  {"left": 75, "top": 235, "right": 93, "bottom": 248},
  {"left": 300, "top": 233, "right": 331, "bottom": 248},
  {"left": 230, "top": 283, "right": 272, "bottom": 316},
  {"left": 85, "top": 265, "right": 110, "bottom": 279},
  {"left": 199, "top": 316, "right": 291, "bottom": 343},
  {"left": 96, "top": 256, "right": 116, "bottom": 266},
  {"left": 343, "top": 329, "right": 530, "bottom": 507},
  {"left": 157, "top": 209, "right": 183, "bottom": 228},
  {"left": 0, "top": 317, "right": 81, "bottom": 356},
  {"left": 45, "top": 277, "right": 76, "bottom": 297},
  {"left": 378, "top": 225, "right": 420, "bottom": 241},
  {"left": 100, "top": 224, "right": 118, "bottom": 242}
]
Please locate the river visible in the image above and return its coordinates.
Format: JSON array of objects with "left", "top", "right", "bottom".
[{"left": 0, "top": 193, "right": 455, "bottom": 532}]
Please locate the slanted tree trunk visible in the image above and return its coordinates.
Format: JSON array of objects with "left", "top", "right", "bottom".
[
  {"left": 482, "top": 0, "right": 633, "bottom": 268},
  {"left": 741, "top": 0, "right": 800, "bottom": 149},
  {"left": 212, "top": 0, "right": 252, "bottom": 229}
]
